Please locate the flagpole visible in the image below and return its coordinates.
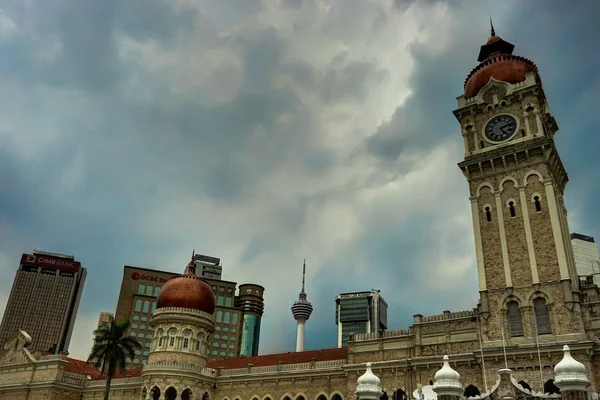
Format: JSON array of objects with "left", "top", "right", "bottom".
[
  {"left": 476, "top": 310, "right": 488, "bottom": 391},
  {"left": 499, "top": 303, "right": 508, "bottom": 369},
  {"left": 532, "top": 304, "right": 544, "bottom": 393}
]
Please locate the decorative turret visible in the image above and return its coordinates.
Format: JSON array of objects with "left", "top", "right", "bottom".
[
  {"left": 356, "top": 362, "right": 383, "bottom": 400},
  {"left": 554, "top": 345, "right": 589, "bottom": 393},
  {"left": 291, "top": 259, "right": 313, "bottom": 352},
  {"left": 432, "top": 355, "right": 463, "bottom": 399}
]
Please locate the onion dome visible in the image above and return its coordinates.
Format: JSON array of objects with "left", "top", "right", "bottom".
[
  {"left": 356, "top": 362, "right": 383, "bottom": 399},
  {"left": 464, "top": 19, "right": 538, "bottom": 98},
  {"left": 554, "top": 345, "right": 589, "bottom": 391},
  {"left": 156, "top": 251, "right": 216, "bottom": 314},
  {"left": 432, "top": 355, "right": 463, "bottom": 397}
]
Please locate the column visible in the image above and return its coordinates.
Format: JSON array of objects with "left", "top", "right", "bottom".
[{"left": 296, "top": 320, "right": 305, "bottom": 352}]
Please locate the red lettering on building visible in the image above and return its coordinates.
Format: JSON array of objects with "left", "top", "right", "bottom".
[
  {"left": 20, "top": 253, "right": 81, "bottom": 272},
  {"left": 131, "top": 272, "right": 167, "bottom": 284}
]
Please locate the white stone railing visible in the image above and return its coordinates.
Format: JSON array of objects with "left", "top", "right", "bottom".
[
  {"left": 152, "top": 307, "right": 214, "bottom": 321},
  {"left": 143, "top": 361, "right": 216, "bottom": 376},
  {"left": 218, "top": 359, "right": 347, "bottom": 376},
  {"left": 86, "top": 376, "right": 143, "bottom": 388},
  {"left": 354, "top": 329, "right": 411, "bottom": 341}
]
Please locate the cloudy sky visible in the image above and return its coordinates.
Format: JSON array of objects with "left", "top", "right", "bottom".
[{"left": 0, "top": 0, "right": 599, "bottom": 360}]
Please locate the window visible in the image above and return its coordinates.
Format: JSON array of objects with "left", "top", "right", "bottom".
[
  {"left": 212, "top": 350, "right": 218, "bottom": 355},
  {"left": 133, "top": 315, "right": 139, "bottom": 321},
  {"left": 154, "top": 287, "right": 160, "bottom": 296},
  {"left": 151, "top": 302, "right": 156, "bottom": 312},
  {"left": 222, "top": 327, "right": 229, "bottom": 332},
  {"left": 169, "top": 328, "right": 177, "bottom": 347},
  {"left": 135, "top": 350, "right": 141, "bottom": 355},
  {"left": 133, "top": 358, "right": 139, "bottom": 364},
  {"left": 196, "top": 340, "right": 201, "bottom": 351},
  {"left": 135, "top": 300, "right": 142, "bottom": 312},
  {"left": 215, "top": 326, "right": 221, "bottom": 331},
  {"left": 141, "top": 316, "right": 147, "bottom": 322},
  {"left": 220, "top": 351, "right": 226, "bottom": 356},
  {"left": 138, "top": 285, "right": 145, "bottom": 294},
  {"left": 225, "top": 297, "right": 232, "bottom": 307},
  {"left": 216, "top": 311, "right": 223, "bottom": 323},
  {"left": 533, "top": 298, "right": 551, "bottom": 334},
  {"left": 229, "top": 344, "right": 235, "bottom": 349},
  {"left": 143, "top": 351, "right": 149, "bottom": 356},
  {"left": 130, "top": 332, "right": 136, "bottom": 337},
  {"left": 158, "top": 330, "right": 164, "bottom": 347},
  {"left": 507, "top": 301, "right": 524, "bottom": 337},
  {"left": 228, "top": 352, "right": 234, "bottom": 357},
  {"left": 534, "top": 196, "right": 542, "bottom": 212},
  {"left": 138, "top": 333, "right": 144, "bottom": 338},
  {"left": 224, "top": 312, "right": 230, "bottom": 324},
  {"left": 485, "top": 207, "right": 492, "bottom": 222},
  {"left": 183, "top": 330, "right": 191, "bottom": 349},
  {"left": 146, "top": 286, "right": 153, "bottom": 296},
  {"left": 145, "top": 342, "right": 150, "bottom": 348},
  {"left": 217, "top": 296, "right": 224, "bottom": 306},
  {"left": 222, "top": 335, "right": 228, "bottom": 340},
  {"left": 232, "top": 313, "right": 238, "bottom": 325},
  {"left": 214, "top": 334, "right": 220, "bottom": 339},
  {"left": 131, "top": 323, "right": 138, "bottom": 329},
  {"left": 143, "top": 301, "right": 150, "bottom": 313},
  {"left": 140, "top": 325, "right": 145, "bottom": 330},
  {"left": 508, "top": 201, "right": 516, "bottom": 218},
  {"left": 146, "top": 334, "right": 152, "bottom": 339},
  {"left": 213, "top": 342, "right": 219, "bottom": 347}
]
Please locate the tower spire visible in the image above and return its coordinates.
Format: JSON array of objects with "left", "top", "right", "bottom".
[
  {"left": 187, "top": 249, "right": 196, "bottom": 275},
  {"left": 301, "top": 258, "right": 306, "bottom": 293},
  {"left": 489, "top": 16, "right": 496, "bottom": 37}
]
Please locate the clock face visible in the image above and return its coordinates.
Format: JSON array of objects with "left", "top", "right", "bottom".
[{"left": 484, "top": 114, "right": 517, "bottom": 142}]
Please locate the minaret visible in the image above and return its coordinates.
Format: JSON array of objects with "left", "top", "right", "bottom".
[{"left": 291, "top": 259, "right": 313, "bottom": 352}]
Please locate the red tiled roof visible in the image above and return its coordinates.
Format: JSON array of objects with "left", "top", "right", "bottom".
[
  {"left": 206, "top": 347, "right": 348, "bottom": 369},
  {"left": 64, "top": 357, "right": 102, "bottom": 379}
]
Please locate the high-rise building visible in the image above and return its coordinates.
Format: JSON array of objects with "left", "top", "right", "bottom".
[
  {"left": 193, "top": 253, "right": 223, "bottom": 280},
  {"left": 96, "top": 312, "right": 114, "bottom": 330},
  {"left": 335, "top": 290, "right": 387, "bottom": 348},
  {"left": 0, "top": 250, "right": 86, "bottom": 354},
  {"left": 113, "top": 255, "right": 264, "bottom": 366},
  {"left": 571, "top": 233, "right": 600, "bottom": 285},
  {"left": 291, "top": 260, "right": 312, "bottom": 352}
]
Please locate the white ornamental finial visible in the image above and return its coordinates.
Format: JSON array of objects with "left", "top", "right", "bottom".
[
  {"left": 554, "top": 345, "right": 589, "bottom": 392},
  {"left": 432, "top": 355, "right": 463, "bottom": 397},
  {"left": 356, "top": 363, "right": 383, "bottom": 400}
]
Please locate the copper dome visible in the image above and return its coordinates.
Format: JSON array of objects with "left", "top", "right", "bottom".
[
  {"left": 463, "top": 24, "right": 538, "bottom": 99},
  {"left": 156, "top": 254, "right": 215, "bottom": 314}
]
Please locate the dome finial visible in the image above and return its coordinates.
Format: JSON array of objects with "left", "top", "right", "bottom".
[
  {"left": 433, "top": 355, "right": 462, "bottom": 397},
  {"left": 490, "top": 16, "right": 496, "bottom": 37},
  {"left": 554, "top": 345, "right": 589, "bottom": 391},
  {"left": 187, "top": 250, "right": 196, "bottom": 275}
]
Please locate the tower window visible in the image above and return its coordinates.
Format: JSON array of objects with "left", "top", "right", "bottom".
[
  {"left": 480, "top": 140, "right": 485, "bottom": 149},
  {"left": 485, "top": 207, "right": 492, "bottom": 222},
  {"left": 534, "top": 196, "right": 542, "bottom": 212},
  {"left": 521, "top": 129, "right": 526, "bottom": 137},
  {"left": 507, "top": 301, "right": 524, "bottom": 337},
  {"left": 533, "top": 297, "right": 551, "bottom": 335},
  {"left": 508, "top": 201, "right": 516, "bottom": 218}
]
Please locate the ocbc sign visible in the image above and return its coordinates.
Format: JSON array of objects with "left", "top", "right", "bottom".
[{"left": 131, "top": 272, "right": 167, "bottom": 283}]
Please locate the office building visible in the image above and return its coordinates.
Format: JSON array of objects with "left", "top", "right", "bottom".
[
  {"left": 193, "top": 253, "right": 223, "bottom": 280},
  {"left": 571, "top": 233, "right": 600, "bottom": 285},
  {"left": 113, "top": 255, "right": 264, "bottom": 365},
  {"left": 335, "top": 290, "right": 387, "bottom": 348},
  {"left": 96, "top": 312, "right": 114, "bottom": 330},
  {"left": 0, "top": 250, "right": 86, "bottom": 354}
]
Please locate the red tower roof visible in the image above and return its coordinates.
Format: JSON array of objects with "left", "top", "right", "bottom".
[
  {"left": 463, "top": 21, "right": 539, "bottom": 98},
  {"left": 156, "top": 251, "right": 215, "bottom": 314}
]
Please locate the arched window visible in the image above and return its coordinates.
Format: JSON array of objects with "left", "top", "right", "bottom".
[
  {"left": 143, "top": 301, "right": 150, "bottom": 313},
  {"left": 485, "top": 206, "right": 492, "bottom": 222},
  {"left": 380, "top": 392, "right": 388, "bottom": 400},
  {"left": 232, "top": 312, "right": 238, "bottom": 325},
  {"left": 533, "top": 297, "right": 551, "bottom": 334},
  {"left": 534, "top": 196, "right": 542, "bottom": 212},
  {"left": 331, "top": 394, "right": 342, "bottom": 400},
  {"left": 507, "top": 301, "right": 524, "bottom": 337},
  {"left": 181, "top": 389, "right": 193, "bottom": 400},
  {"left": 151, "top": 302, "right": 157, "bottom": 312},
  {"left": 224, "top": 312, "right": 230, "bottom": 324},
  {"left": 464, "top": 385, "right": 480, "bottom": 398},
  {"left": 138, "top": 284, "right": 146, "bottom": 294},
  {"left": 392, "top": 389, "right": 406, "bottom": 400},
  {"left": 165, "top": 387, "right": 177, "bottom": 400},
  {"left": 169, "top": 328, "right": 177, "bottom": 347},
  {"left": 508, "top": 201, "right": 516, "bottom": 218},
  {"left": 183, "top": 330, "right": 191, "bottom": 349},
  {"left": 216, "top": 311, "right": 223, "bottom": 323},
  {"left": 151, "top": 387, "right": 161, "bottom": 400},
  {"left": 146, "top": 286, "right": 153, "bottom": 296},
  {"left": 154, "top": 287, "right": 160, "bottom": 296},
  {"left": 135, "top": 300, "right": 142, "bottom": 312}
]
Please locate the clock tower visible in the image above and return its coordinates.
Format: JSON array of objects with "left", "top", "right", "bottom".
[{"left": 454, "top": 25, "right": 586, "bottom": 345}]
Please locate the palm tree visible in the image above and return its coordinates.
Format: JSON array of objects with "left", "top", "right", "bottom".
[{"left": 88, "top": 316, "right": 142, "bottom": 400}]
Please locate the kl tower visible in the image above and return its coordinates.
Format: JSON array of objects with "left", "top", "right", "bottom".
[{"left": 291, "top": 259, "right": 313, "bottom": 352}]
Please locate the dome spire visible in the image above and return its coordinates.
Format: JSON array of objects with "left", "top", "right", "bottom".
[
  {"left": 187, "top": 249, "right": 196, "bottom": 275},
  {"left": 490, "top": 16, "right": 496, "bottom": 37}
]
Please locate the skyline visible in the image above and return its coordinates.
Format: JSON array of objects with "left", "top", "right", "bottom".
[{"left": 0, "top": 0, "right": 599, "bottom": 361}]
